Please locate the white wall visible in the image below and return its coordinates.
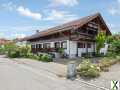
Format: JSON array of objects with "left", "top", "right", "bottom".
[
  {"left": 30, "top": 40, "right": 95, "bottom": 58},
  {"left": 69, "top": 41, "right": 77, "bottom": 58},
  {"left": 78, "top": 48, "right": 86, "bottom": 57},
  {"left": 16, "top": 41, "right": 27, "bottom": 46},
  {"left": 50, "top": 42, "right": 54, "bottom": 48},
  {"left": 88, "top": 42, "right": 94, "bottom": 52},
  {"left": 77, "top": 42, "right": 95, "bottom": 57}
]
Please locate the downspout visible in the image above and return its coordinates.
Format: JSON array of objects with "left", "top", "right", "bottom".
[{"left": 69, "top": 30, "right": 71, "bottom": 58}]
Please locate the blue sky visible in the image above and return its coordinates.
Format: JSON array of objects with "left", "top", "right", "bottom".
[{"left": 0, "top": 0, "right": 120, "bottom": 39}]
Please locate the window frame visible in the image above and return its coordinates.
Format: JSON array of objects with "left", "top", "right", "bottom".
[
  {"left": 43, "top": 43, "right": 50, "bottom": 48},
  {"left": 55, "top": 42, "right": 60, "bottom": 48},
  {"left": 61, "top": 41, "right": 67, "bottom": 49},
  {"left": 87, "top": 43, "right": 91, "bottom": 48}
]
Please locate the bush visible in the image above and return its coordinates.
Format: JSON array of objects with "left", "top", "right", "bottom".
[
  {"left": 19, "top": 45, "right": 31, "bottom": 57},
  {"left": 77, "top": 59, "right": 100, "bottom": 78},
  {"left": 0, "top": 45, "right": 6, "bottom": 54},
  {"left": 98, "top": 57, "right": 118, "bottom": 71},
  {"left": 41, "top": 54, "right": 53, "bottom": 62},
  {"left": 116, "top": 55, "right": 120, "bottom": 62},
  {"left": 27, "top": 53, "right": 39, "bottom": 60},
  {"left": 106, "top": 51, "right": 116, "bottom": 58},
  {"left": 8, "top": 49, "right": 20, "bottom": 58},
  {"left": 3, "top": 43, "right": 53, "bottom": 62}
]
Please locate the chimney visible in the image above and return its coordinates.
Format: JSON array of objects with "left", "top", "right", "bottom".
[{"left": 36, "top": 30, "right": 39, "bottom": 33}]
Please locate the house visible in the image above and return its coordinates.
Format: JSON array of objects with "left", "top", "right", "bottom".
[
  {"left": 14, "top": 38, "right": 27, "bottom": 46},
  {"left": 0, "top": 38, "right": 11, "bottom": 45},
  {"left": 21, "top": 13, "right": 111, "bottom": 58}
]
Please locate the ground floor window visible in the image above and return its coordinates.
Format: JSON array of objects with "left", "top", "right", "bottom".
[
  {"left": 38, "top": 44, "right": 42, "bottom": 48},
  {"left": 31, "top": 45, "right": 36, "bottom": 48},
  {"left": 43, "top": 43, "right": 50, "bottom": 48},
  {"left": 87, "top": 43, "right": 91, "bottom": 48},
  {"left": 55, "top": 42, "right": 60, "bottom": 48},
  {"left": 36, "top": 44, "right": 39, "bottom": 48},
  {"left": 61, "top": 41, "right": 67, "bottom": 49},
  {"left": 78, "top": 42, "right": 85, "bottom": 48}
]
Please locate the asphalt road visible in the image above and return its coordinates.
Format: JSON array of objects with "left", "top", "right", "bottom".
[{"left": 0, "top": 56, "right": 104, "bottom": 90}]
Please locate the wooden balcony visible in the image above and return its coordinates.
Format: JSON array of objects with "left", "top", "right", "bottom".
[{"left": 70, "top": 34, "right": 95, "bottom": 41}]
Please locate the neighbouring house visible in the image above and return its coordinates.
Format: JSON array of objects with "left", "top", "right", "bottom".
[
  {"left": 14, "top": 38, "right": 27, "bottom": 46},
  {"left": 20, "top": 13, "right": 111, "bottom": 58},
  {"left": 0, "top": 38, "right": 11, "bottom": 45}
]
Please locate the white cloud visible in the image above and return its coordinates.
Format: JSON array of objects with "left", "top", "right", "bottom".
[
  {"left": 118, "top": 0, "right": 120, "bottom": 3},
  {"left": 1, "top": 2, "right": 42, "bottom": 20},
  {"left": 108, "top": 0, "right": 120, "bottom": 15},
  {"left": 44, "top": 9, "right": 78, "bottom": 23},
  {"left": 50, "top": 0, "right": 79, "bottom": 7},
  {"left": 14, "top": 33, "right": 26, "bottom": 38},
  {"left": 0, "top": 25, "right": 52, "bottom": 39},
  {"left": 17, "top": 6, "right": 42, "bottom": 20},
  {"left": 1, "top": 2, "right": 16, "bottom": 11},
  {"left": 108, "top": 8, "right": 119, "bottom": 15}
]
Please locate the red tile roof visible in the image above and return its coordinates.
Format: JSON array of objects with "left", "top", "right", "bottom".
[
  {"left": 21, "top": 13, "right": 111, "bottom": 41},
  {"left": 0, "top": 39, "right": 11, "bottom": 45}
]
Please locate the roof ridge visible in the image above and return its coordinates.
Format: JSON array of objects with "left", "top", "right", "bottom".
[{"left": 21, "top": 12, "right": 111, "bottom": 41}]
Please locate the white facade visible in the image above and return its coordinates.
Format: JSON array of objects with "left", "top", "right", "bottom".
[{"left": 30, "top": 39, "right": 95, "bottom": 58}]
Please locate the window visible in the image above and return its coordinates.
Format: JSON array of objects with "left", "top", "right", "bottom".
[
  {"left": 55, "top": 42, "right": 60, "bottom": 48},
  {"left": 78, "top": 43, "right": 83, "bottom": 48},
  {"left": 36, "top": 44, "right": 39, "bottom": 48},
  {"left": 43, "top": 43, "right": 50, "bottom": 48},
  {"left": 87, "top": 43, "right": 91, "bottom": 48},
  {"left": 61, "top": 41, "right": 67, "bottom": 49},
  {"left": 31, "top": 45, "right": 35, "bottom": 48},
  {"left": 88, "top": 30, "right": 94, "bottom": 35},
  {"left": 38, "top": 44, "right": 42, "bottom": 48},
  {"left": 78, "top": 43, "right": 85, "bottom": 48}
]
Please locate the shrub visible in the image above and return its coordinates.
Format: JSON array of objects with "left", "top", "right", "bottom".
[
  {"left": 96, "top": 32, "right": 106, "bottom": 54},
  {"left": 7, "top": 49, "right": 20, "bottom": 58},
  {"left": 98, "top": 57, "right": 118, "bottom": 71},
  {"left": 41, "top": 54, "right": 53, "bottom": 62},
  {"left": 32, "top": 54, "right": 39, "bottom": 60},
  {"left": 38, "top": 54, "right": 43, "bottom": 61},
  {"left": 116, "top": 55, "right": 120, "bottom": 62},
  {"left": 106, "top": 51, "right": 116, "bottom": 58},
  {"left": 27, "top": 53, "right": 39, "bottom": 60},
  {"left": 0, "top": 45, "right": 6, "bottom": 54},
  {"left": 58, "top": 48, "right": 64, "bottom": 58},
  {"left": 19, "top": 45, "right": 31, "bottom": 57},
  {"left": 77, "top": 59, "right": 100, "bottom": 78}
]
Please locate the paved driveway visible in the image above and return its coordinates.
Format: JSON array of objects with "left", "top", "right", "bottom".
[{"left": 0, "top": 55, "right": 105, "bottom": 90}]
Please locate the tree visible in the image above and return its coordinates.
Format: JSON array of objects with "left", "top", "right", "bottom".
[
  {"left": 108, "top": 33, "right": 120, "bottom": 55},
  {"left": 96, "top": 32, "right": 106, "bottom": 54}
]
